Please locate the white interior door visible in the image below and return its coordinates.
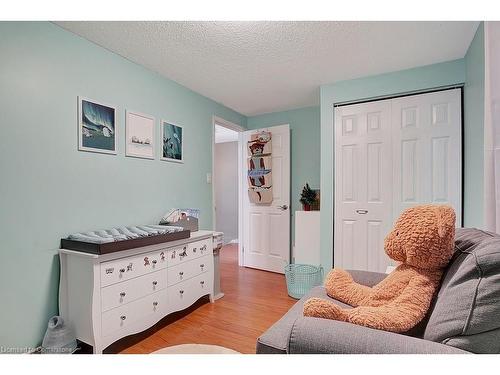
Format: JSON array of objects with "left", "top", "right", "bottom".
[
  {"left": 242, "top": 124, "right": 290, "bottom": 273},
  {"left": 334, "top": 88, "right": 462, "bottom": 273},
  {"left": 392, "top": 89, "right": 462, "bottom": 224},
  {"left": 334, "top": 100, "right": 393, "bottom": 273}
]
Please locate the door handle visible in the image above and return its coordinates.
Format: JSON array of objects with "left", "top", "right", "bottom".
[
  {"left": 356, "top": 209, "right": 368, "bottom": 214},
  {"left": 277, "top": 205, "right": 288, "bottom": 211}
]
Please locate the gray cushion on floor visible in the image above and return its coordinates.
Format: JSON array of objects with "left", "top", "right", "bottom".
[
  {"left": 423, "top": 228, "right": 500, "bottom": 353},
  {"left": 256, "top": 286, "right": 351, "bottom": 354}
]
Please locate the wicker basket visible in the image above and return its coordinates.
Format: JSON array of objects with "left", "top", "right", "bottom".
[{"left": 284, "top": 264, "right": 323, "bottom": 299}]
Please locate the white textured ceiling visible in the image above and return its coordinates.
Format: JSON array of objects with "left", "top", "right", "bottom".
[
  {"left": 214, "top": 124, "right": 238, "bottom": 143},
  {"left": 54, "top": 21, "right": 479, "bottom": 116}
]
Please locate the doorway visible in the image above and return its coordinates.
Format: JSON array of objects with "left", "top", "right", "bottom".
[{"left": 212, "top": 116, "right": 244, "bottom": 255}]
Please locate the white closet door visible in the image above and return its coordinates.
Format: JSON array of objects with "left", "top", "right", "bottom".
[
  {"left": 392, "top": 89, "right": 462, "bottom": 224},
  {"left": 334, "top": 100, "right": 393, "bottom": 273},
  {"left": 334, "top": 88, "right": 462, "bottom": 273}
]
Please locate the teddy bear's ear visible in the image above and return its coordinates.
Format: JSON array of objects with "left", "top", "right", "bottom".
[{"left": 435, "top": 206, "right": 456, "bottom": 238}]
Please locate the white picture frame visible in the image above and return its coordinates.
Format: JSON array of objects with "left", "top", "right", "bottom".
[
  {"left": 160, "top": 120, "right": 184, "bottom": 163},
  {"left": 78, "top": 96, "right": 117, "bottom": 155},
  {"left": 125, "top": 110, "right": 155, "bottom": 159}
]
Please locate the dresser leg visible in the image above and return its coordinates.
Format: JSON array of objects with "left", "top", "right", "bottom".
[
  {"left": 93, "top": 344, "right": 103, "bottom": 354},
  {"left": 209, "top": 293, "right": 215, "bottom": 303}
]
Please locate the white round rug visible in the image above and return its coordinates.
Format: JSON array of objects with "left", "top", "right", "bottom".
[{"left": 152, "top": 344, "right": 240, "bottom": 354}]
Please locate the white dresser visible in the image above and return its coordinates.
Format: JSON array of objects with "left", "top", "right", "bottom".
[{"left": 59, "top": 230, "right": 214, "bottom": 353}]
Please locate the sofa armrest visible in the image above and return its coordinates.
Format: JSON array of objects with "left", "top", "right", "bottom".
[
  {"left": 346, "top": 269, "right": 387, "bottom": 287},
  {"left": 289, "top": 317, "right": 469, "bottom": 354}
]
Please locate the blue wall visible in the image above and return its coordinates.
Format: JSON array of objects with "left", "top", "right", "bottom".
[
  {"left": 464, "top": 23, "right": 485, "bottom": 228},
  {"left": 247, "top": 106, "right": 321, "bottom": 248},
  {"left": 319, "top": 59, "right": 467, "bottom": 271},
  {"left": 0, "top": 22, "right": 246, "bottom": 348}
]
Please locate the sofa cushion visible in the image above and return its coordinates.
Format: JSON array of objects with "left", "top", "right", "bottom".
[
  {"left": 423, "top": 228, "right": 500, "bottom": 353},
  {"left": 256, "top": 286, "right": 351, "bottom": 354}
]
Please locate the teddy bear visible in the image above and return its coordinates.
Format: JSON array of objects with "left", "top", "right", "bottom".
[{"left": 303, "top": 205, "right": 456, "bottom": 333}]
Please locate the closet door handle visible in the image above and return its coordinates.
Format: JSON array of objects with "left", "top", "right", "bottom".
[{"left": 356, "top": 209, "right": 368, "bottom": 215}]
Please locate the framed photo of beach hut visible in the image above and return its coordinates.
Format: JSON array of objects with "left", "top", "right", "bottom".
[
  {"left": 160, "top": 120, "right": 183, "bottom": 163},
  {"left": 78, "top": 97, "right": 117, "bottom": 155},
  {"left": 125, "top": 110, "right": 155, "bottom": 159}
]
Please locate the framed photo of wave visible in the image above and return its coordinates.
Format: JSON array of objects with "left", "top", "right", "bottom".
[
  {"left": 78, "top": 97, "right": 117, "bottom": 155},
  {"left": 161, "top": 120, "right": 183, "bottom": 163},
  {"left": 125, "top": 111, "right": 155, "bottom": 159}
]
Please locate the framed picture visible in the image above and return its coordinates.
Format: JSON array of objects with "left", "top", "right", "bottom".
[
  {"left": 78, "top": 97, "right": 117, "bottom": 155},
  {"left": 125, "top": 111, "right": 155, "bottom": 159},
  {"left": 161, "top": 120, "right": 183, "bottom": 163}
]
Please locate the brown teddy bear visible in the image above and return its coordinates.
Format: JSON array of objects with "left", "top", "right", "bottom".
[{"left": 303, "top": 205, "right": 456, "bottom": 333}]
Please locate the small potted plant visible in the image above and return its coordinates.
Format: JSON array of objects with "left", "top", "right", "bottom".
[{"left": 300, "top": 183, "right": 317, "bottom": 211}]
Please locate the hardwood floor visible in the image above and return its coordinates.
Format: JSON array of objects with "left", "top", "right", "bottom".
[{"left": 119, "top": 244, "right": 296, "bottom": 354}]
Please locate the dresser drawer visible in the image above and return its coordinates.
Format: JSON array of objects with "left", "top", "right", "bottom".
[
  {"left": 101, "top": 289, "right": 166, "bottom": 337},
  {"left": 167, "top": 254, "right": 211, "bottom": 286},
  {"left": 100, "top": 249, "right": 167, "bottom": 287},
  {"left": 167, "top": 238, "right": 211, "bottom": 266},
  {"left": 165, "top": 244, "right": 188, "bottom": 266},
  {"left": 188, "top": 238, "right": 211, "bottom": 258},
  {"left": 101, "top": 269, "right": 167, "bottom": 312},
  {"left": 167, "top": 272, "right": 212, "bottom": 313}
]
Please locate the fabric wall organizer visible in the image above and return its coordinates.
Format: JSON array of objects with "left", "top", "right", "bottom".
[{"left": 247, "top": 131, "right": 273, "bottom": 203}]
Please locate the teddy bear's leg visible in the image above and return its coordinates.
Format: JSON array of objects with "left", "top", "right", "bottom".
[
  {"left": 325, "top": 269, "right": 375, "bottom": 307},
  {"left": 303, "top": 298, "right": 350, "bottom": 321},
  {"left": 344, "top": 303, "right": 424, "bottom": 333},
  {"left": 344, "top": 276, "right": 437, "bottom": 333}
]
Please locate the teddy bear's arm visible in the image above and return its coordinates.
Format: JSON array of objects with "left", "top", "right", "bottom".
[
  {"left": 325, "top": 269, "right": 375, "bottom": 307},
  {"left": 344, "top": 275, "right": 438, "bottom": 333}
]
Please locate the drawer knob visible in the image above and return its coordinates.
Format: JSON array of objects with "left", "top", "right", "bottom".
[
  {"left": 200, "top": 264, "right": 204, "bottom": 268},
  {"left": 153, "top": 301, "right": 158, "bottom": 307},
  {"left": 120, "top": 315, "right": 126, "bottom": 321},
  {"left": 179, "top": 290, "right": 184, "bottom": 295},
  {"left": 120, "top": 292, "right": 126, "bottom": 297},
  {"left": 152, "top": 260, "right": 157, "bottom": 265},
  {"left": 193, "top": 248, "right": 197, "bottom": 253},
  {"left": 200, "top": 281, "right": 205, "bottom": 285},
  {"left": 179, "top": 271, "right": 184, "bottom": 276},
  {"left": 152, "top": 281, "right": 158, "bottom": 286},
  {"left": 119, "top": 268, "right": 125, "bottom": 273}
]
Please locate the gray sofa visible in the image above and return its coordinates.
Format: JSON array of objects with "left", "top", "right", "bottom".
[{"left": 257, "top": 228, "right": 500, "bottom": 354}]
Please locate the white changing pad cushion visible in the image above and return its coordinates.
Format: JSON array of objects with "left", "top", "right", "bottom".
[{"left": 67, "top": 225, "right": 184, "bottom": 244}]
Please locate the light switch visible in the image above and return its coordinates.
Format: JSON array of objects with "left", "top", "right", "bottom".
[{"left": 206, "top": 173, "right": 212, "bottom": 184}]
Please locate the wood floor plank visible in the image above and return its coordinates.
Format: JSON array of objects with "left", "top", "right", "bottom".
[{"left": 120, "top": 244, "right": 296, "bottom": 354}]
